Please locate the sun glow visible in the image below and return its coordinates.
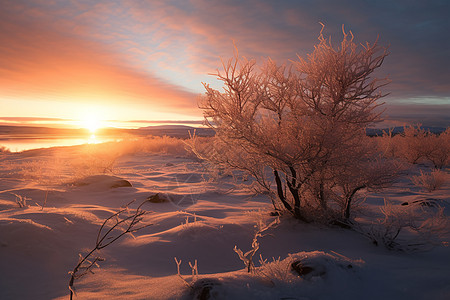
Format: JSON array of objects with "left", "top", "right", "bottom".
[{"left": 80, "top": 112, "right": 103, "bottom": 134}]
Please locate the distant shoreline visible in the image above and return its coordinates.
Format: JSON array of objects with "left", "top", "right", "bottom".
[
  {"left": 0, "top": 124, "right": 215, "bottom": 138},
  {"left": 0, "top": 125, "right": 215, "bottom": 152},
  {"left": 1, "top": 124, "right": 446, "bottom": 140}
]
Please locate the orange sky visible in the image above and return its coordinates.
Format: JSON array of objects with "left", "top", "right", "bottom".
[{"left": 0, "top": 1, "right": 449, "bottom": 128}]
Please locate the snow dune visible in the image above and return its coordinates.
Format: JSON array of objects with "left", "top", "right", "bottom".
[{"left": 0, "top": 144, "right": 449, "bottom": 299}]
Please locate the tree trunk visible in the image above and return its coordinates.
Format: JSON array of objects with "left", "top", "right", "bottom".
[
  {"left": 318, "top": 181, "right": 327, "bottom": 211},
  {"left": 286, "top": 167, "right": 308, "bottom": 222},
  {"left": 344, "top": 185, "right": 365, "bottom": 220},
  {"left": 273, "top": 170, "right": 292, "bottom": 212},
  {"left": 286, "top": 180, "right": 302, "bottom": 219}
]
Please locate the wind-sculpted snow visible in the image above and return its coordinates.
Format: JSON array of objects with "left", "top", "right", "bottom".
[{"left": 0, "top": 146, "right": 448, "bottom": 299}]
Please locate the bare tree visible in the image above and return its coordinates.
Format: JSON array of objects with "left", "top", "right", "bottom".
[{"left": 192, "top": 26, "right": 390, "bottom": 222}]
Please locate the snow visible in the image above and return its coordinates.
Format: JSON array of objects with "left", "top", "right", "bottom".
[{"left": 0, "top": 143, "right": 449, "bottom": 300}]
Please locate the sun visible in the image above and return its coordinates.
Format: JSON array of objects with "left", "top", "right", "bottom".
[{"left": 81, "top": 114, "right": 102, "bottom": 134}]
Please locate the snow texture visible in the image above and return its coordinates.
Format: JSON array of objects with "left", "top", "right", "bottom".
[{"left": 0, "top": 144, "right": 449, "bottom": 299}]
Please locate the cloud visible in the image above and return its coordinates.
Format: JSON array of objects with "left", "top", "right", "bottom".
[
  {"left": 0, "top": 1, "right": 199, "bottom": 118},
  {"left": 0, "top": 117, "right": 73, "bottom": 122},
  {"left": 1, "top": 0, "right": 449, "bottom": 125},
  {"left": 381, "top": 103, "right": 450, "bottom": 128},
  {"left": 121, "top": 0, "right": 449, "bottom": 102}
]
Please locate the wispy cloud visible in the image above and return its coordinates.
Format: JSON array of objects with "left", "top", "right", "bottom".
[
  {"left": 382, "top": 103, "right": 450, "bottom": 128},
  {"left": 0, "top": 0, "right": 449, "bottom": 125},
  {"left": 120, "top": 0, "right": 450, "bottom": 100},
  {"left": 0, "top": 117, "right": 73, "bottom": 122},
  {"left": 0, "top": 1, "right": 199, "bottom": 117}
]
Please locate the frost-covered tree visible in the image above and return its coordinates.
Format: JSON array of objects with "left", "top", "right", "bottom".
[
  {"left": 192, "top": 27, "right": 391, "bottom": 222},
  {"left": 330, "top": 137, "right": 403, "bottom": 220}
]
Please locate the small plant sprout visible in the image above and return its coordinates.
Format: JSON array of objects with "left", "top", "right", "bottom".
[
  {"left": 36, "top": 190, "right": 49, "bottom": 211},
  {"left": 234, "top": 217, "right": 279, "bottom": 273},
  {"left": 360, "top": 198, "right": 449, "bottom": 251},
  {"left": 174, "top": 257, "right": 199, "bottom": 289},
  {"left": 12, "top": 193, "right": 29, "bottom": 208},
  {"left": 68, "top": 200, "right": 152, "bottom": 299}
]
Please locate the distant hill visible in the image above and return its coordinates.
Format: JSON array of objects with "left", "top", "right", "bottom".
[
  {"left": 0, "top": 124, "right": 215, "bottom": 140},
  {"left": 139, "top": 125, "right": 195, "bottom": 130},
  {"left": 3, "top": 124, "right": 445, "bottom": 140},
  {"left": 134, "top": 125, "right": 215, "bottom": 138},
  {"left": 0, "top": 125, "right": 87, "bottom": 137},
  {"left": 366, "top": 126, "right": 447, "bottom": 136},
  {"left": 0, "top": 125, "right": 130, "bottom": 138}
]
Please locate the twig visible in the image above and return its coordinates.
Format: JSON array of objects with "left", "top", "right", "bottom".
[{"left": 68, "top": 199, "right": 152, "bottom": 299}]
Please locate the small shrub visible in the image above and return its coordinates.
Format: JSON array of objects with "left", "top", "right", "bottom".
[
  {"left": 68, "top": 200, "right": 152, "bottom": 299},
  {"left": 115, "top": 136, "right": 190, "bottom": 156},
  {"left": 234, "top": 217, "right": 279, "bottom": 273},
  {"left": 381, "top": 125, "right": 450, "bottom": 168},
  {"left": 411, "top": 169, "right": 447, "bottom": 192},
  {"left": 12, "top": 193, "right": 29, "bottom": 208},
  {"left": 257, "top": 251, "right": 364, "bottom": 287},
  {"left": 361, "top": 198, "right": 449, "bottom": 251},
  {"left": 425, "top": 128, "right": 450, "bottom": 169},
  {"left": 257, "top": 255, "right": 296, "bottom": 285},
  {"left": 377, "top": 130, "right": 401, "bottom": 158},
  {"left": 399, "top": 125, "right": 430, "bottom": 165}
]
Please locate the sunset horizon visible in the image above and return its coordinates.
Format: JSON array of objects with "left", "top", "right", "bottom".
[
  {"left": 0, "top": 116, "right": 205, "bottom": 130},
  {"left": 1, "top": 1, "right": 449, "bottom": 129},
  {"left": 0, "top": 2, "right": 449, "bottom": 299}
]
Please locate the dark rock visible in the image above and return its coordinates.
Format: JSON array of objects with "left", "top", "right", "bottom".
[
  {"left": 291, "top": 261, "right": 314, "bottom": 277},
  {"left": 71, "top": 175, "right": 132, "bottom": 189},
  {"left": 402, "top": 199, "right": 439, "bottom": 207},
  {"left": 414, "top": 199, "right": 438, "bottom": 207},
  {"left": 147, "top": 193, "right": 168, "bottom": 203},
  {"left": 191, "top": 278, "right": 222, "bottom": 300},
  {"left": 291, "top": 260, "right": 326, "bottom": 279},
  {"left": 330, "top": 219, "right": 352, "bottom": 229},
  {"left": 110, "top": 179, "right": 132, "bottom": 188}
]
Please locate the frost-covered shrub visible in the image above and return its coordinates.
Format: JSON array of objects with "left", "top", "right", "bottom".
[
  {"left": 380, "top": 126, "right": 450, "bottom": 168},
  {"left": 411, "top": 169, "right": 447, "bottom": 192},
  {"left": 331, "top": 150, "right": 403, "bottom": 220},
  {"left": 69, "top": 136, "right": 191, "bottom": 178},
  {"left": 69, "top": 144, "right": 119, "bottom": 178},
  {"left": 362, "top": 199, "right": 449, "bottom": 251},
  {"left": 256, "top": 251, "right": 364, "bottom": 288},
  {"left": 191, "top": 26, "right": 392, "bottom": 222},
  {"left": 398, "top": 126, "right": 431, "bottom": 165},
  {"left": 132, "top": 135, "right": 189, "bottom": 156},
  {"left": 425, "top": 128, "right": 450, "bottom": 169},
  {"left": 377, "top": 129, "right": 402, "bottom": 158},
  {"left": 234, "top": 217, "right": 279, "bottom": 273}
]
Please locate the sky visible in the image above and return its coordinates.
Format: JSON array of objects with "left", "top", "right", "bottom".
[{"left": 0, "top": 0, "right": 449, "bottom": 129}]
